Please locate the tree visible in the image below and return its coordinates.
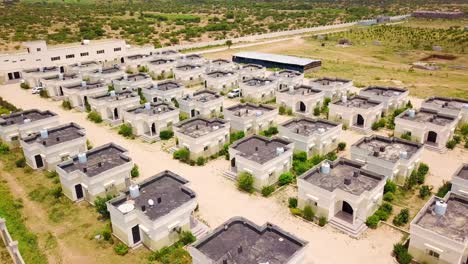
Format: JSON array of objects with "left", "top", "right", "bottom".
[
  {"left": 303, "top": 205, "right": 315, "bottom": 221},
  {"left": 225, "top": 39, "right": 233, "bottom": 49},
  {"left": 131, "top": 164, "right": 140, "bottom": 178},
  {"left": 278, "top": 172, "right": 294, "bottom": 186},
  {"left": 95, "top": 194, "right": 114, "bottom": 219},
  {"left": 118, "top": 123, "right": 133, "bottom": 138},
  {"left": 237, "top": 172, "right": 254, "bottom": 193},
  {"left": 173, "top": 148, "right": 190, "bottom": 163},
  {"left": 159, "top": 130, "right": 174, "bottom": 140}
]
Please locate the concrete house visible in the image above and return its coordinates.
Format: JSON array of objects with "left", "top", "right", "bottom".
[
  {"left": 229, "top": 135, "right": 293, "bottom": 190},
  {"left": 174, "top": 117, "right": 230, "bottom": 159},
  {"left": 107, "top": 170, "right": 197, "bottom": 251},
  {"left": 89, "top": 66, "right": 125, "bottom": 84},
  {"left": 144, "top": 58, "right": 176, "bottom": 78},
  {"left": 141, "top": 80, "right": 185, "bottom": 103},
  {"left": 62, "top": 80, "right": 108, "bottom": 110},
  {"left": 173, "top": 64, "right": 205, "bottom": 84},
  {"left": 239, "top": 64, "right": 266, "bottom": 80},
  {"left": 57, "top": 143, "right": 133, "bottom": 204},
  {"left": 189, "top": 217, "right": 308, "bottom": 264},
  {"left": 179, "top": 89, "right": 224, "bottom": 118},
  {"left": 309, "top": 77, "right": 353, "bottom": 99},
  {"left": 329, "top": 95, "right": 384, "bottom": 132},
  {"left": 239, "top": 77, "right": 277, "bottom": 102},
  {"left": 422, "top": 97, "right": 468, "bottom": 123},
  {"left": 111, "top": 73, "right": 152, "bottom": 92},
  {"left": 297, "top": 158, "right": 386, "bottom": 237},
  {"left": 409, "top": 192, "right": 467, "bottom": 264},
  {"left": 279, "top": 118, "right": 342, "bottom": 156},
  {"left": 123, "top": 102, "right": 179, "bottom": 142},
  {"left": 88, "top": 90, "right": 140, "bottom": 126},
  {"left": 452, "top": 164, "right": 468, "bottom": 196},
  {"left": 178, "top": 54, "right": 206, "bottom": 65},
  {"left": 0, "top": 109, "right": 60, "bottom": 143},
  {"left": 22, "top": 66, "right": 61, "bottom": 87},
  {"left": 20, "top": 123, "right": 87, "bottom": 170},
  {"left": 155, "top": 49, "right": 180, "bottom": 60},
  {"left": 351, "top": 135, "right": 423, "bottom": 180},
  {"left": 394, "top": 108, "right": 458, "bottom": 151},
  {"left": 41, "top": 73, "right": 82, "bottom": 98},
  {"left": 203, "top": 70, "right": 238, "bottom": 92},
  {"left": 277, "top": 85, "right": 325, "bottom": 115},
  {"left": 66, "top": 61, "right": 102, "bottom": 76},
  {"left": 359, "top": 86, "right": 409, "bottom": 113},
  {"left": 122, "top": 53, "right": 153, "bottom": 72},
  {"left": 207, "top": 59, "right": 235, "bottom": 71},
  {"left": 224, "top": 103, "right": 277, "bottom": 134},
  {"left": 272, "top": 70, "right": 304, "bottom": 91}
]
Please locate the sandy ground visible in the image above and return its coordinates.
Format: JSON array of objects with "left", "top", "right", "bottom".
[{"left": 1, "top": 83, "right": 466, "bottom": 264}]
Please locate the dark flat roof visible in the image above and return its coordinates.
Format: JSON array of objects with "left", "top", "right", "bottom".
[
  {"left": 43, "top": 73, "right": 79, "bottom": 81},
  {"left": 149, "top": 58, "right": 175, "bottom": 65},
  {"left": 423, "top": 97, "right": 468, "bottom": 111},
  {"left": 242, "top": 77, "right": 275, "bottom": 87},
  {"left": 353, "top": 135, "right": 422, "bottom": 162},
  {"left": 115, "top": 73, "right": 150, "bottom": 82},
  {"left": 64, "top": 81, "right": 106, "bottom": 90},
  {"left": 70, "top": 61, "right": 99, "bottom": 67},
  {"left": 279, "top": 85, "right": 322, "bottom": 95},
  {"left": 22, "top": 123, "right": 85, "bottom": 147},
  {"left": 146, "top": 80, "right": 182, "bottom": 91},
  {"left": 311, "top": 77, "right": 351, "bottom": 85},
  {"left": 183, "top": 89, "right": 220, "bottom": 103},
  {"left": 454, "top": 163, "right": 468, "bottom": 180},
  {"left": 192, "top": 217, "right": 307, "bottom": 264},
  {"left": 175, "top": 117, "right": 227, "bottom": 138},
  {"left": 23, "top": 66, "right": 58, "bottom": 73},
  {"left": 92, "top": 90, "right": 138, "bottom": 101},
  {"left": 231, "top": 135, "right": 291, "bottom": 164},
  {"left": 206, "top": 70, "right": 235, "bottom": 78},
  {"left": 175, "top": 64, "right": 202, "bottom": 71},
  {"left": 276, "top": 69, "right": 302, "bottom": 78},
  {"left": 58, "top": 143, "right": 131, "bottom": 177},
  {"left": 362, "top": 86, "right": 407, "bottom": 97},
  {"left": 234, "top": 52, "right": 319, "bottom": 66},
  {"left": 93, "top": 66, "right": 121, "bottom": 74},
  {"left": 226, "top": 103, "right": 275, "bottom": 117},
  {"left": 399, "top": 108, "right": 456, "bottom": 126},
  {"left": 0, "top": 109, "right": 56, "bottom": 127},
  {"left": 242, "top": 64, "right": 264, "bottom": 70},
  {"left": 111, "top": 170, "right": 196, "bottom": 221},
  {"left": 281, "top": 118, "right": 339, "bottom": 136},
  {"left": 333, "top": 96, "right": 381, "bottom": 109},
  {"left": 126, "top": 102, "right": 176, "bottom": 116}
]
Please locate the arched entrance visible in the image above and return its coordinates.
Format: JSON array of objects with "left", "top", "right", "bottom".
[
  {"left": 297, "top": 101, "right": 306, "bottom": 113},
  {"left": 34, "top": 155, "right": 44, "bottom": 168},
  {"left": 427, "top": 131, "right": 437, "bottom": 143},
  {"left": 356, "top": 114, "right": 364, "bottom": 127},
  {"left": 114, "top": 108, "right": 119, "bottom": 119},
  {"left": 151, "top": 123, "right": 156, "bottom": 135},
  {"left": 230, "top": 158, "right": 236, "bottom": 172},
  {"left": 59, "top": 87, "right": 64, "bottom": 96},
  {"left": 342, "top": 201, "right": 353, "bottom": 215},
  {"left": 120, "top": 57, "right": 125, "bottom": 64}
]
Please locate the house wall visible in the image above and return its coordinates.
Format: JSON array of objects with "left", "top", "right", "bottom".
[
  {"left": 62, "top": 86, "right": 108, "bottom": 109},
  {"left": 22, "top": 70, "right": 61, "bottom": 87},
  {"left": 88, "top": 97, "right": 140, "bottom": 122},
  {"left": 309, "top": 80, "right": 353, "bottom": 99},
  {"left": 240, "top": 81, "right": 277, "bottom": 102},
  {"left": 359, "top": 90, "right": 409, "bottom": 113},
  {"left": 173, "top": 67, "right": 205, "bottom": 83},
  {"left": 0, "top": 115, "right": 61, "bottom": 143},
  {"left": 451, "top": 176, "right": 468, "bottom": 196},
  {"left": 179, "top": 97, "right": 224, "bottom": 118},
  {"left": 89, "top": 70, "right": 126, "bottom": 84},
  {"left": 277, "top": 91, "right": 324, "bottom": 115},
  {"left": 123, "top": 109, "right": 179, "bottom": 137},
  {"left": 394, "top": 117, "right": 456, "bottom": 149},
  {"left": 204, "top": 74, "right": 238, "bottom": 92},
  {"left": 112, "top": 77, "right": 152, "bottom": 93},
  {"left": 224, "top": 109, "right": 277, "bottom": 134},
  {"left": 174, "top": 125, "right": 230, "bottom": 159},
  {"left": 328, "top": 103, "right": 383, "bottom": 131},
  {"left": 41, "top": 77, "right": 83, "bottom": 98},
  {"left": 144, "top": 61, "right": 176, "bottom": 77},
  {"left": 142, "top": 87, "right": 184, "bottom": 104}
]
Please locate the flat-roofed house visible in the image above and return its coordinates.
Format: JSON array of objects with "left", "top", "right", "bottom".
[
  {"left": 239, "top": 77, "right": 277, "bottom": 102},
  {"left": 203, "top": 70, "right": 238, "bottom": 93},
  {"left": 452, "top": 164, "right": 468, "bottom": 196},
  {"left": 122, "top": 53, "right": 153, "bottom": 72},
  {"left": 22, "top": 66, "right": 61, "bottom": 87},
  {"left": 279, "top": 118, "right": 342, "bottom": 156},
  {"left": 173, "top": 64, "right": 205, "bottom": 84},
  {"left": 207, "top": 59, "right": 235, "bottom": 72},
  {"left": 123, "top": 102, "right": 179, "bottom": 142},
  {"left": 239, "top": 64, "right": 266, "bottom": 80},
  {"left": 329, "top": 95, "right": 384, "bottom": 133},
  {"left": 144, "top": 58, "right": 176, "bottom": 78},
  {"left": 174, "top": 117, "right": 230, "bottom": 159},
  {"left": 394, "top": 108, "right": 458, "bottom": 151},
  {"left": 0, "top": 109, "right": 60, "bottom": 144},
  {"left": 66, "top": 61, "right": 102, "bottom": 76},
  {"left": 297, "top": 158, "right": 386, "bottom": 237},
  {"left": 20, "top": 123, "right": 87, "bottom": 170},
  {"left": 141, "top": 81, "right": 185, "bottom": 103},
  {"left": 272, "top": 70, "right": 304, "bottom": 91},
  {"left": 359, "top": 86, "right": 409, "bottom": 113},
  {"left": 225, "top": 103, "right": 277, "bottom": 134},
  {"left": 189, "top": 216, "right": 308, "bottom": 264},
  {"left": 155, "top": 49, "right": 180, "bottom": 60},
  {"left": 179, "top": 89, "right": 224, "bottom": 118},
  {"left": 351, "top": 135, "right": 423, "bottom": 180},
  {"left": 62, "top": 80, "right": 108, "bottom": 110},
  {"left": 277, "top": 85, "right": 325, "bottom": 115},
  {"left": 88, "top": 90, "right": 140, "bottom": 126},
  {"left": 229, "top": 135, "right": 293, "bottom": 190},
  {"left": 309, "top": 77, "right": 353, "bottom": 99},
  {"left": 57, "top": 143, "right": 133, "bottom": 204},
  {"left": 409, "top": 192, "right": 468, "bottom": 264},
  {"left": 89, "top": 66, "right": 125, "bottom": 84},
  {"left": 111, "top": 73, "right": 152, "bottom": 92},
  {"left": 422, "top": 97, "right": 468, "bottom": 123},
  {"left": 108, "top": 170, "right": 197, "bottom": 251},
  {"left": 41, "top": 73, "right": 82, "bottom": 98},
  {"left": 178, "top": 54, "right": 206, "bottom": 65}
]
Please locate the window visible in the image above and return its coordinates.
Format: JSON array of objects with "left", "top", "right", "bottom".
[
  {"left": 51, "top": 56, "right": 61, "bottom": 61},
  {"left": 427, "top": 250, "right": 440, "bottom": 259},
  {"left": 97, "top": 50, "right": 105, "bottom": 54},
  {"left": 36, "top": 48, "right": 41, "bottom": 52},
  {"left": 204, "top": 146, "right": 208, "bottom": 151},
  {"left": 114, "top": 47, "right": 122, "bottom": 52},
  {"left": 66, "top": 54, "right": 75, "bottom": 59},
  {"left": 80, "top": 52, "right": 89, "bottom": 57}
]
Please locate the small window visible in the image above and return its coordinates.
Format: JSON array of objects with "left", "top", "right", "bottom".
[
  {"left": 97, "top": 50, "right": 105, "bottom": 54},
  {"left": 66, "top": 54, "right": 75, "bottom": 59},
  {"left": 80, "top": 52, "right": 89, "bottom": 57},
  {"left": 51, "top": 56, "right": 60, "bottom": 61},
  {"left": 37, "top": 48, "right": 41, "bottom": 52},
  {"left": 204, "top": 146, "right": 208, "bottom": 151},
  {"left": 20, "top": 59, "right": 25, "bottom": 61},
  {"left": 114, "top": 47, "right": 122, "bottom": 52},
  {"left": 427, "top": 250, "right": 440, "bottom": 259}
]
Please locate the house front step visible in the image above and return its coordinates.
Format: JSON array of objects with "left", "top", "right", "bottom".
[
  {"left": 424, "top": 144, "right": 446, "bottom": 154},
  {"left": 140, "top": 134, "right": 159, "bottom": 143},
  {"left": 168, "top": 146, "right": 179, "bottom": 154},
  {"left": 329, "top": 217, "right": 367, "bottom": 238},
  {"left": 222, "top": 171, "right": 237, "bottom": 181}
]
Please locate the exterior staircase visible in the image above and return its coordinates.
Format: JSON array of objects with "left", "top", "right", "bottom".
[
  {"left": 330, "top": 216, "right": 367, "bottom": 238},
  {"left": 222, "top": 170, "right": 237, "bottom": 181},
  {"left": 190, "top": 220, "right": 209, "bottom": 240},
  {"left": 424, "top": 144, "right": 446, "bottom": 153},
  {"left": 168, "top": 146, "right": 178, "bottom": 154},
  {"left": 140, "top": 133, "right": 159, "bottom": 143}
]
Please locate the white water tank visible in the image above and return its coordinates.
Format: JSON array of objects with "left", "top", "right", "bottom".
[
  {"left": 58, "top": 73, "right": 64, "bottom": 80},
  {"left": 144, "top": 102, "right": 151, "bottom": 110},
  {"left": 318, "top": 128, "right": 326, "bottom": 134},
  {"left": 40, "top": 129, "right": 48, "bottom": 139},
  {"left": 82, "top": 39, "right": 90, "bottom": 45},
  {"left": 129, "top": 185, "right": 140, "bottom": 199},
  {"left": 341, "top": 95, "right": 347, "bottom": 103},
  {"left": 434, "top": 200, "right": 447, "bottom": 216},
  {"left": 123, "top": 75, "right": 128, "bottom": 80},
  {"left": 78, "top": 153, "right": 87, "bottom": 163},
  {"left": 463, "top": 104, "right": 468, "bottom": 110},
  {"left": 276, "top": 147, "right": 285, "bottom": 155},
  {"left": 148, "top": 199, "right": 154, "bottom": 206},
  {"left": 110, "top": 90, "right": 116, "bottom": 97},
  {"left": 399, "top": 151, "right": 408, "bottom": 159},
  {"left": 321, "top": 162, "right": 331, "bottom": 174},
  {"left": 81, "top": 81, "right": 87, "bottom": 87},
  {"left": 408, "top": 109, "right": 416, "bottom": 118},
  {"left": 153, "top": 83, "right": 158, "bottom": 89},
  {"left": 23, "top": 118, "right": 31, "bottom": 124}
]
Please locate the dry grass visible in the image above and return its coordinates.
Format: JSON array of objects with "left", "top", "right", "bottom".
[{"left": 0, "top": 237, "right": 13, "bottom": 264}]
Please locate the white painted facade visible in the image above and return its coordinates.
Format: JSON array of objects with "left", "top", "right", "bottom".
[
  {"left": 224, "top": 103, "right": 277, "bottom": 134},
  {"left": 0, "top": 110, "right": 60, "bottom": 143},
  {"left": 239, "top": 77, "right": 278, "bottom": 102},
  {"left": 173, "top": 64, "right": 205, "bottom": 84},
  {"left": 62, "top": 80, "right": 108, "bottom": 110},
  {"left": 276, "top": 85, "right": 325, "bottom": 115},
  {"left": 328, "top": 96, "right": 384, "bottom": 132},
  {"left": 88, "top": 91, "right": 141, "bottom": 125},
  {"left": 309, "top": 77, "right": 353, "bottom": 99},
  {"left": 40, "top": 73, "right": 83, "bottom": 98},
  {"left": 111, "top": 73, "right": 152, "bottom": 92},
  {"left": 179, "top": 90, "right": 224, "bottom": 118},
  {"left": 141, "top": 81, "right": 185, "bottom": 104},
  {"left": 203, "top": 70, "right": 238, "bottom": 92},
  {"left": 359, "top": 86, "right": 409, "bottom": 113}
]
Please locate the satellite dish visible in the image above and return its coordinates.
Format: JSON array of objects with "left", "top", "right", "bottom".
[{"left": 148, "top": 199, "right": 154, "bottom": 206}]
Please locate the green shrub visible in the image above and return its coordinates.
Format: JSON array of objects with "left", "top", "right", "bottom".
[
  {"left": 417, "top": 163, "right": 429, "bottom": 184},
  {"left": 94, "top": 194, "right": 114, "bottom": 219},
  {"left": 279, "top": 105, "right": 286, "bottom": 115},
  {"left": 173, "top": 148, "right": 190, "bottom": 163},
  {"left": 293, "top": 151, "right": 307, "bottom": 162},
  {"left": 374, "top": 209, "right": 390, "bottom": 221},
  {"left": 303, "top": 205, "right": 315, "bottom": 221},
  {"left": 62, "top": 100, "right": 72, "bottom": 110},
  {"left": 453, "top": 135, "right": 461, "bottom": 144},
  {"left": 324, "top": 151, "right": 337, "bottom": 161},
  {"left": 460, "top": 123, "right": 468, "bottom": 136},
  {"left": 196, "top": 157, "right": 206, "bottom": 166},
  {"left": 278, "top": 172, "right": 294, "bottom": 186},
  {"left": 313, "top": 106, "right": 320, "bottom": 116},
  {"left": 179, "top": 231, "right": 196, "bottom": 245},
  {"left": 86, "top": 139, "right": 93, "bottom": 150},
  {"left": 446, "top": 139, "right": 457, "bottom": 149},
  {"left": 261, "top": 185, "right": 275, "bottom": 197},
  {"left": 290, "top": 207, "right": 302, "bottom": 216},
  {"left": 39, "top": 89, "right": 49, "bottom": 98},
  {"left": 261, "top": 126, "right": 278, "bottom": 137},
  {"left": 159, "top": 130, "right": 174, "bottom": 140},
  {"left": 87, "top": 111, "right": 102, "bottom": 123},
  {"left": 393, "top": 243, "right": 413, "bottom": 264},
  {"left": 237, "top": 172, "right": 254, "bottom": 193},
  {"left": 383, "top": 192, "right": 394, "bottom": 202},
  {"left": 401, "top": 132, "right": 412, "bottom": 141},
  {"left": 393, "top": 208, "right": 409, "bottom": 226},
  {"left": 230, "top": 131, "right": 245, "bottom": 143},
  {"left": 286, "top": 108, "right": 293, "bottom": 116},
  {"left": 118, "top": 123, "right": 133, "bottom": 138},
  {"left": 337, "top": 142, "right": 346, "bottom": 151},
  {"left": 179, "top": 112, "right": 188, "bottom": 121},
  {"left": 465, "top": 141, "right": 468, "bottom": 149},
  {"left": 366, "top": 215, "right": 380, "bottom": 229},
  {"left": 20, "top": 82, "right": 30, "bottom": 89},
  {"left": 49, "top": 186, "right": 63, "bottom": 199},
  {"left": 419, "top": 185, "right": 432, "bottom": 198},
  {"left": 114, "top": 243, "right": 129, "bottom": 256},
  {"left": 288, "top": 197, "right": 298, "bottom": 208},
  {"left": 318, "top": 216, "right": 327, "bottom": 227},
  {"left": 372, "top": 118, "right": 386, "bottom": 131},
  {"left": 381, "top": 202, "right": 393, "bottom": 215},
  {"left": 0, "top": 143, "right": 10, "bottom": 154},
  {"left": 436, "top": 181, "right": 452, "bottom": 198},
  {"left": 404, "top": 170, "right": 419, "bottom": 190},
  {"left": 45, "top": 171, "right": 58, "bottom": 179},
  {"left": 131, "top": 164, "right": 140, "bottom": 178},
  {"left": 15, "top": 157, "right": 26, "bottom": 168},
  {"left": 101, "top": 224, "right": 113, "bottom": 242}
]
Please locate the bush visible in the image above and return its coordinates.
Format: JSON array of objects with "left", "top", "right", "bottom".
[
  {"left": 313, "top": 106, "right": 320, "bottom": 116},
  {"left": 62, "top": 100, "right": 72, "bottom": 110},
  {"left": 318, "top": 216, "right": 327, "bottom": 227},
  {"left": 179, "top": 231, "right": 196, "bottom": 245},
  {"left": 131, "top": 164, "right": 139, "bottom": 178},
  {"left": 39, "top": 89, "right": 49, "bottom": 98},
  {"left": 460, "top": 123, "right": 468, "bottom": 137},
  {"left": 159, "top": 130, "right": 174, "bottom": 140},
  {"left": 419, "top": 185, "right": 431, "bottom": 198},
  {"left": 290, "top": 207, "right": 302, "bottom": 217},
  {"left": 393, "top": 208, "right": 409, "bottom": 226},
  {"left": 179, "top": 112, "right": 189, "bottom": 121},
  {"left": 237, "top": 172, "right": 254, "bottom": 193},
  {"left": 114, "top": 243, "right": 129, "bottom": 256},
  {"left": 417, "top": 163, "right": 429, "bottom": 184},
  {"left": 288, "top": 197, "right": 298, "bottom": 208},
  {"left": 366, "top": 215, "right": 380, "bottom": 229},
  {"left": 446, "top": 139, "right": 457, "bottom": 149},
  {"left": 383, "top": 192, "right": 394, "bottom": 202},
  {"left": 230, "top": 131, "right": 245, "bottom": 144},
  {"left": 173, "top": 148, "right": 190, "bottom": 163},
  {"left": 381, "top": 202, "right": 393, "bottom": 214},
  {"left": 49, "top": 186, "right": 63, "bottom": 199},
  {"left": 303, "top": 205, "right": 315, "bottom": 221},
  {"left": 453, "top": 135, "right": 461, "bottom": 144},
  {"left": 261, "top": 126, "right": 278, "bottom": 137},
  {"left": 15, "top": 157, "right": 26, "bottom": 168},
  {"left": 374, "top": 209, "right": 390, "bottom": 221},
  {"left": 436, "top": 181, "right": 452, "bottom": 198},
  {"left": 261, "top": 185, "right": 275, "bottom": 197},
  {"left": 20, "top": 82, "right": 30, "bottom": 89},
  {"left": 118, "top": 123, "right": 133, "bottom": 138},
  {"left": 87, "top": 111, "right": 102, "bottom": 123},
  {"left": 286, "top": 108, "right": 293, "bottom": 116},
  {"left": 0, "top": 143, "right": 10, "bottom": 154},
  {"left": 279, "top": 105, "right": 286, "bottom": 115},
  {"left": 278, "top": 172, "right": 294, "bottom": 186},
  {"left": 293, "top": 151, "right": 307, "bottom": 162},
  {"left": 94, "top": 194, "right": 114, "bottom": 219},
  {"left": 401, "top": 132, "right": 412, "bottom": 141},
  {"left": 196, "top": 157, "right": 206, "bottom": 166},
  {"left": 393, "top": 243, "right": 413, "bottom": 264},
  {"left": 337, "top": 142, "right": 346, "bottom": 151},
  {"left": 372, "top": 118, "right": 386, "bottom": 131}
]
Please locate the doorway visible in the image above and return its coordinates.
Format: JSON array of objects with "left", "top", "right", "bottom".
[
  {"left": 356, "top": 114, "right": 364, "bottom": 127},
  {"left": 75, "top": 184, "right": 84, "bottom": 200},
  {"left": 190, "top": 109, "right": 195, "bottom": 117},
  {"left": 34, "top": 155, "right": 44, "bottom": 168},
  {"left": 120, "top": 57, "right": 125, "bottom": 64},
  {"left": 342, "top": 201, "right": 353, "bottom": 215},
  {"left": 60, "top": 66, "right": 64, "bottom": 73},
  {"left": 131, "top": 225, "right": 141, "bottom": 244},
  {"left": 298, "top": 101, "right": 306, "bottom": 112},
  {"left": 114, "top": 108, "right": 119, "bottom": 119},
  {"left": 427, "top": 131, "right": 437, "bottom": 143},
  {"left": 151, "top": 123, "right": 156, "bottom": 135}
]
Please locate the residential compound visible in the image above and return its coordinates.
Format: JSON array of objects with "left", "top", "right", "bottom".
[
  {"left": 277, "top": 85, "right": 325, "bottom": 115},
  {"left": 0, "top": 109, "right": 60, "bottom": 143},
  {"left": 203, "top": 70, "right": 238, "bottom": 92},
  {"left": 179, "top": 89, "right": 223, "bottom": 118},
  {"left": 89, "top": 66, "right": 125, "bottom": 84},
  {"left": 279, "top": 118, "right": 342, "bottom": 156},
  {"left": 229, "top": 135, "right": 293, "bottom": 190},
  {"left": 40, "top": 73, "right": 82, "bottom": 98},
  {"left": 62, "top": 80, "right": 108, "bottom": 110},
  {"left": 22, "top": 66, "right": 60, "bottom": 87},
  {"left": 297, "top": 158, "right": 386, "bottom": 237},
  {"left": 108, "top": 171, "right": 197, "bottom": 251},
  {"left": 422, "top": 97, "right": 468, "bottom": 123},
  {"left": 141, "top": 81, "right": 185, "bottom": 103},
  {"left": 351, "top": 135, "right": 423, "bottom": 180},
  {"left": 359, "top": 86, "right": 409, "bottom": 113},
  {"left": 66, "top": 61, "right": 102, "bottom": 76},
  {"left": 394, "top": 108, "right": 458, "bottom": 151},
  {"left": 57, "top": 143, "right": 133, "bottom": 203},
  {"left": 240, "top": 77, "right": 277, "bottom": 102},
  {"left": 329, "top": 96, "right": 384, "bottom": 132},
  {"left": 123, "top": 102, "right": 179, "bottom": 142},
  {"left": 20, "top": 123, "right": 87, "bottom": 170},
  {"left": 309, "top": 77, "right": 353, "bottom": 99},
  {"left": 88, "top": 90, "right": 140, "bottom": 126},
  {"left": 174, "top": 117, "right": 230, "bottom": 159},
  {"left": 189, "top": 217, "right": 308, "bottom": 264},
  {"left": 224, "top": 103, "right": 277, "bottom": 134}
]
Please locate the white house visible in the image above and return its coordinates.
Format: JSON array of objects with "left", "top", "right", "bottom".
[
  {"left": 452, "top": 164, "right": 468, "bottom": 196},
  {"left": 111, "top": 73, "right": 152, "bottom": 92},
  {"left": 277, "top": 85, "right": 325, "bottom": 115},
  {"left": 239, "top": 77, "right": 277, "bottom": 102},
  {"left": 62, "top": 80, "right": 108, "bottom": 110},
  {"left": 122, "top": 53, "right": 154, "bottom": 72},
  {"left": 272, "top": 70, "right": 304, "bottom": 91},
  {"left": 207, "top": 59, "right": 235, "bottom": 72},
  {"left": 178, "top": 54, "right": 206, "bottom": 65},
  {"left": 88, "top": 66, "right": 126, "bottom": 84},
  {"left": 66, "top": 61, "right": 102, "bottom": 76},
  {"left": 144, "top": 58, "right": 176, "bottom": 78},
  {"left": 309, "top": 77, "right": 353, "bottom": 99},
  {"left": 155, "top": 49, "right": 180, "bottom": 60},
  {"left": 224, "top": 103, "right": 277, "bottom": 134},
  {"left": 22, "top": 66, "right": 61, "bottom": 87},
  {"left": 40, "top": 73, "right": 82, "bottom": 98},
  {"left": 203, "top": 70, "right": 238, "bottom": 93},
  {"left": 238, "top": 64, "right": 266, "bottom": 80},
  {"left": 141, "top": 80, "right": 185, "bottom": 103},
  {"left": 359, "top": 86, "right": 409, "bottom": 113},
  {"left": 422, "top": 97, "right": 468, "bottom": 123},
  {"left": 173, "top": 64, "right": 205, "bottom": 84},
  {"left": 179, "top": 89, "right": 224, "bottom": 118},
  {"left": 88, "top": 90, "right": 140, "bottom": 126}
]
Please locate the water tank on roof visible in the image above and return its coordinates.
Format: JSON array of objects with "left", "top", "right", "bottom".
[
  {"left": 82, "top": 39, "right": 90, "bottom": 45},
  {"left": 321, "top": 162, "right": 330, "bottom": 174},
  {"left": 40, "top": 129, "right": 48, "bottom": 139},
  {"left": 118, "top": 203, "right": 134, "bottom": 214},
  {"left": 78, "top": 153, "right": 87, "bottom": 163},
  {"left": 129, "top": 185, "right": 140, "bottom": 199},
  {"left": 144, "top": 102, "right": 151, "bottom": 110},
  {"left": 276, "top": 147, "right": 285, "bottom": 155},
  {"left": 408, "top": 109, "right": 416, "bottom": 118},
  {"left": 110, "top": 90, "right": 116, "bottom": 97},
  {"left": 399, "top": 151, "right": 408, "bottom": 159},
  {"left": 58, "top": 73, "right": 64, "bottom": 80},
  {"left": 341, "top": 95, "right": 347, "bottom": 103},
  {"left": 23, "top": 119, "right": 31, "bottom": 124},
  {"left": 434, "top": 200, "right": 447, "bottom": 216},
  {"left": 81, "top": 81, "right": 87, "bottom": 87},
  {"left": 463, "top": 104, "right": 468, "bottom": 110}
]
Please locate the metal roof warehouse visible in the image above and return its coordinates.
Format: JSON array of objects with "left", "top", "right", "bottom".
[{"left": 232, "top": 51, "right": 321, "bottom": 72}]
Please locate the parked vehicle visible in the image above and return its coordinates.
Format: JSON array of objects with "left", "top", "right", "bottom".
[
  {"left": 31, "top": 86, "right": 44, "bottom": 94},
  {"left": 227, "top": 89, "right": 240, "bottom": 98}
]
